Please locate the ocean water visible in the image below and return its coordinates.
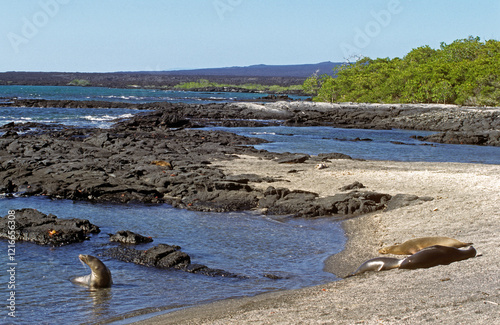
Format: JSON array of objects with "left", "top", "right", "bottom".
[
  {"left": 0, "top": 106, "right": 144, "bottom": 129},
  {"left": 0, "top": 85, "right": 307, "bottom": 104}
]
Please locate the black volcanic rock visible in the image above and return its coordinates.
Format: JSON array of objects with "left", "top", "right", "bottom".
[
  {"left": 339, "top": 181, "right": 366, "bottom": 191},
  {"left": 276, "top": 154, "right": 310, "bottom": 164},
  {"left": 109, "top": 230, "right": 153, "bottom": 244},
  {"left": 0, "top": 208, "right": 100, "bottom": 246},
  {"left": 414, "top": 130, "right": 500, "bottom": 146},
  {"left": 258, "top": 188, "right": 398, "bottom": 218},
  {"left": 104, "top": 244, "right": 240, "bottom": 277}
]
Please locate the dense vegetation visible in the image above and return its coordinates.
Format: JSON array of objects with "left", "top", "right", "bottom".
[
  {"left": 304, "top": 37, "right": 500, "bottom": 106},
  {"left": 68, "top": 79, "right": 91, "bottom": 86},
  {"left": 174, "top": 79, "right": 303, "bottom": 93}
]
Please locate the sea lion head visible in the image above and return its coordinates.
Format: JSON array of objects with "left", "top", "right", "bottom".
[
  {"left": 78, "top": 254, "right": 112, "bottom": 288},
  {"left": 378, "top": 246, "right": 393, "bottom": 254}
]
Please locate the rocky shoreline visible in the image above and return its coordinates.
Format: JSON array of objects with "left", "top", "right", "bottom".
[
  {"left": 0, "top": 108, "right": 432, "bottom": 217},
  {"left": 3, "top": 100, "right": 499, "bottom": 145},
  {"left": 1, "top": 102, "right": 498, "bottom": 212}
]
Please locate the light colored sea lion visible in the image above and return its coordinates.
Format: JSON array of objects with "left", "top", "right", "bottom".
[
  {"left": 151, "top": 160, "right": 172, "bottom": 169},
  {"left": 71, "top": 254, "right": 112, "bottom": 288},
  {"left": 345, "top": 257, "right": 404, "bottom": 277},
  {"left": 378, "top": 237, "right": 473, "bottom": 255},
  {"left": 399, "top": 245, "right": 477, "bottom": 270},
  {"left": 315, "top": 163, "right": 328, "bottom": 170}
]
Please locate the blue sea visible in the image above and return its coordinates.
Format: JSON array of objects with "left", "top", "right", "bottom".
[
  {"left": 0, "top": 85, "right": 306, "bottom": 104},
  {"left": 0, "top": 85, "right": 499, "bottom": 324}
]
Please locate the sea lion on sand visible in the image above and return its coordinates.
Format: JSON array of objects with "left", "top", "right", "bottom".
[
  {"left": 151, "top": 160, "right": 172, "bottom": 169},
  {"left": 345, "top": 257, "right": 404, "bottom": 277},
  {"left": 378, "top": 237, "right": 473, "bottom": 255},
  {"left": 399, "top": 245, "right": 476, "bottom": 270},
  {"left": 71, "top": 254, "right": 112, "bottom": 288}
]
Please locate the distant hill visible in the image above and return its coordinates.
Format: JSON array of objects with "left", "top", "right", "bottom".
[
  {"left": 0, "top": 62, "right": 341, "bottom": 88},
  {"left": 135, "top": 62, "right": 342, "bottom": 78}
]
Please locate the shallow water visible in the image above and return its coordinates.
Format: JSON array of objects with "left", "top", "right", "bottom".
[
  {"left": 206, "top": 126, "right": 500, "bottom": 164},
  {"left": 0, "top": 197, "right": 344, "bottom": 324}
]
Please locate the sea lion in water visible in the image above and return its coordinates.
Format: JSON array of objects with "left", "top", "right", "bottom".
[
  {"left": 345, "top": 257, "right": 404, "bottom": 277},
  {"left": 378, "top": 237, "right": 473, "bottom": 255},
  {"left": 399, "top": 245, "right": 476, "bottom": 270},
  {"left": 72, "top": 254, "right": 112, "bottom": 288}
]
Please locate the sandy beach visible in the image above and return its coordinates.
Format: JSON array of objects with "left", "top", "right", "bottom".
[{"left": 134, "top": 155, "right": 500, "bottom": 324}]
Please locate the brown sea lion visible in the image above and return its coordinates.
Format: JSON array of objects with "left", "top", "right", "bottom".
[
  {"left": 345, "top": 257, "right": 404, "bottom": 277},
  {"left": 399, "top": 245, "right": 476, "bottom": 269},
  {"left": 71, "top": 254, "right": 112, "bottom": 288},
  {"left": 378, "top": 237, "right": 473, "bottom": 255}
]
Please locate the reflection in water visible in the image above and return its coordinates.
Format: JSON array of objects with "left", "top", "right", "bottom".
[{"left": 87, "top": 289, "right": 112, "bottom": 322}]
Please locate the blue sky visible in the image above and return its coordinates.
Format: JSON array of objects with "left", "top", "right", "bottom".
[{"left": 1, "top": 0, "right": 499, "bottom": 72}]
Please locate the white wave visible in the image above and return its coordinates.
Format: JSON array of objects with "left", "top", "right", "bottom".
[
  {"left": 116, "top": 113, "right": 134, "bottom": 119},
  {"left": 83, "top": 113, "right": 134, "bottom": 122},
  {"left": 100, "top": 95, "right": 141, "bottom": 100},
  {"left": 83, "top": 115, "right": 110, "bottom": 122},
  {"left": 250, "top": 132, "right": 276, "bottom": 135}
]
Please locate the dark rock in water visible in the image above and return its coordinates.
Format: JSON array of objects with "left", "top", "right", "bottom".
[
  {"left": 317, "top": 152, "right": 353, "bottom": 160},
  {"left": 259, "top": 94, "right": 293, "bottom": 101},
  {"left": 390, "top": 141, "right": 413, "bottom": 145},
  {"left": 0, "top": 208, "right": 100, "bottom": 246},
  {"left": 415, "top": 130, "right": 500, "bottom": 146},
  {"left": 184, "top": 264, "right": 240, "bottom": 277},
  {"left": 104, "top": 244, "right": 240, "bottom": 277},
  {"left": 263, "top": 273, "right": 284, "bottom": 280},
  {"left": 104, "top": 243, "right": 189, "bottom": 268},
  {"left": 339, "top": 181, "right": 366, "bottom": 191},
  {"left": 109, "top": 230, "right": 153, "bottom": 244},
  {"left": 276, "top": 154, "right": 310, "bottom": 164}
]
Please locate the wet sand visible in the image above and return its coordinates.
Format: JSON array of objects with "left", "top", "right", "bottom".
[{"left": 134, "top": 156, "right": 500, "bottom": 324}]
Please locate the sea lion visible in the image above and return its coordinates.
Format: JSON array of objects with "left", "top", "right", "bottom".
[
  {"left": 345, "top": 257, "right": 404, "bottom": 277},
  {"left": 378, "top": 237, "right": 473, "bottom": 255},
  {"left": 315, "top": 163, "right": 328, "bottom": 170},
  {"left": 399, "top": 245, "right": 476, "bottom": 270},
  {"left": 151, "top": 160, "right": 172, "bottom": 169},
  {"left": 71, "top": 254, "right": 112, "bottom": 288}
]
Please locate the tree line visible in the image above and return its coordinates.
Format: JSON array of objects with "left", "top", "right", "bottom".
[{"left": 304, "top": 36, "right": 500, "bottom": 106}]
